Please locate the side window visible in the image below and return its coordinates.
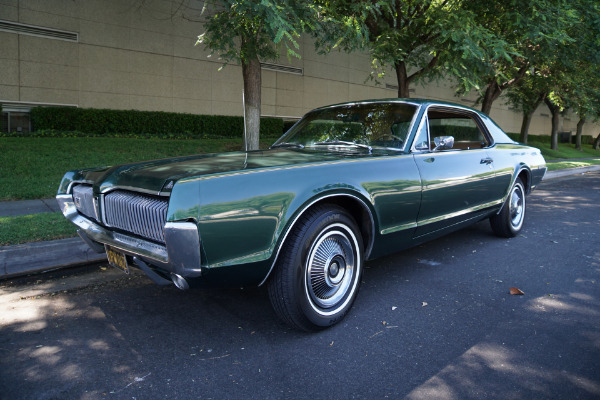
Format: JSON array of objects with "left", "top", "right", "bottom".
[{"left": 428, "top": 109, "right": 490, "bottom": 150}]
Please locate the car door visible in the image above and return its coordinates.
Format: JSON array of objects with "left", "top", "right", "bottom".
[{"left": 412, "top": 106, "right": 503, "bottom": 238}]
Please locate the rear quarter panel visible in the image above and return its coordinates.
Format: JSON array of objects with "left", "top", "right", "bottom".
[{"left": 490, "top": 144, "right": 547, "bottom": 197}]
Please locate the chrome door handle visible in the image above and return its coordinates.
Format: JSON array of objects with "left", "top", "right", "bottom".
[{"left": 480, "top": 158, "right": 493, "bottom": 165}]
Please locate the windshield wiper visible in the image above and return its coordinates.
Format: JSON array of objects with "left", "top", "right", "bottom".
[
  {"left": 270, "top": 142, "right": 305, "bottom": 149},
  {"left": 314, "top": 140, "right": 372, "bottom": 152}
]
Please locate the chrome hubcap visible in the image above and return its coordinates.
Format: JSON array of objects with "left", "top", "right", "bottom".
[
  {"left": 306, "top": 226, "right": 357, "bottom": 311},
  {"left": 509, "top": 184, "right": 525, "bottom": 229}
]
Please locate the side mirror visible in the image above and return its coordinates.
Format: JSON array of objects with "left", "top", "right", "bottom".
[{"left": 433, "top": 136, "right": 454, "bottom": 151}]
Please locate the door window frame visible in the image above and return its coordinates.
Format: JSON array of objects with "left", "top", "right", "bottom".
[{"left": 411, "top": 105, "right": 494, "bottom": 153}]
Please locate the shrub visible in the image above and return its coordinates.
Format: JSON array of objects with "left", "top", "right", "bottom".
[{"left": 30, "top": 107, "right": 284, "bottom": 138}]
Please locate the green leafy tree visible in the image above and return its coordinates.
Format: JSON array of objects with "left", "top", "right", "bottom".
[
  {"left": 563, "top": 66, "right": 600, "bottom": 151},
  {"left": 505, "top": 71, "right": 548, "bottom": 144},
  {"left": 197, "top": 1, "right": 314, "bottom": 150},
  {"left": 535, "top": 0, "right": 600, "bottom": 150},
  {"left": 559, "top": 0, "right": 600, "bottom": 150},
  {"left": 315, "top": 0, "right": 506, "bottom": 98},
  {"left": 458, "top": 0, "right": 577, "bottom": 115}
]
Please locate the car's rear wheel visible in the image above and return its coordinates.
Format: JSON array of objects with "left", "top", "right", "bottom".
[
  {"left": 490, "top": 177, "right": 526, "bottom": 238},
  {"left": 267, "top": 204, "right": 363, "bottom": 331}
]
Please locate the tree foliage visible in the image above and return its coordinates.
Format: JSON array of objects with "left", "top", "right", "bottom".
[
  {"left": 510, "top": 0, "right": 600, "bottom": 150},
  {"left": 556, "top": 0, "right": 600, "bottom": 150},
  {"left": 197, "top": 0, "right": 312, "bottom": 64},
  {"left": 196, "top": 0, "right": 314, "bottom": 150},
  {"left": 457, "top": 0, "right": 578, "bottom": 115},
  {"left": 192, "top": 0, "right": 600, "bottom": 152},
  {"left": 315, "top": 0, "right": 506, "bottom": 98}
]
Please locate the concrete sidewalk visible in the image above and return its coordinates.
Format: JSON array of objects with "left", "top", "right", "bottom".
[
  {"left": 1, "top": 164, "right": 600, "bottom": 279},
  {"left": 0, "top": 198, "right": 61, "bottom": 217}
]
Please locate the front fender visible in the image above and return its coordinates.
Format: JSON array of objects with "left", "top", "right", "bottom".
[
  {"left": 188, "top": 166, "right": 377, "bottom": 271},
  {"left": 184, "top": 155, "right": 421, "bottom": 286},
  {"left": 257, "top": 189, "right": 377, "bottom": 286}
]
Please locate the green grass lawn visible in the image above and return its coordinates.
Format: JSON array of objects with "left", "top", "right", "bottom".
[
  {"left": 0, "top": 136, "right": 274, "bottom": 201},
  {"left": 0, "top": 212, "right": 77, "bottom": 246},
  {"left": 523, "top": 136, "right": 599, "bottom": 160}
]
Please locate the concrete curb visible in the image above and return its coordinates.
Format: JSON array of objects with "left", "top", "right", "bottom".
[
  {"left": 543, "top": 165, "right": 600, "bottom": 180},
  {"left": 0, "top": 237, "right": 106, "bottom": 279}
]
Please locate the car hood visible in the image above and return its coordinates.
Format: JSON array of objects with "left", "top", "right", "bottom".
[{"left": 76, "top": 149, "right": 380, "bottom": 195}]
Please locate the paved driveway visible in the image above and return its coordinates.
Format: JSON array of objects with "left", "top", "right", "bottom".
[{"left": 1, "top": 172, "right": 599, "bottom": 399}]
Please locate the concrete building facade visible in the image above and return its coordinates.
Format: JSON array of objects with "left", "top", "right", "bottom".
[{"left": 1, "top": 0, "right": 597, "bottom": 138}]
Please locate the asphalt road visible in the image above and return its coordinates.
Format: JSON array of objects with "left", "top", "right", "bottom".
[{"left": 1, "top": 172, "right": 599, "bottom": 400}]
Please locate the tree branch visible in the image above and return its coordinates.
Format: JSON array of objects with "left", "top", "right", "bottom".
[
  {"left": 499, "top": 63, "right": 529, "bottom": 90},
  {"left": 407, "top": 55, "right": 438, "bottom": 82}
]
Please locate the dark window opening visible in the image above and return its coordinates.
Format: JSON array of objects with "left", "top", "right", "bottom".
[
  {"left": 427, "top": 109, "right": 489, "bottom": 150},
  {"left": 1, "top": 110, "right": 31, "bottom": 133}
]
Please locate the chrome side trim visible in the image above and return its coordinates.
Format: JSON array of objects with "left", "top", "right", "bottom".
[
  {"left": 417, "top": 199, "right": 503, "bottom": 228},
  {"left": 258, "top": 193, "right": 376, "bottom": 287}
]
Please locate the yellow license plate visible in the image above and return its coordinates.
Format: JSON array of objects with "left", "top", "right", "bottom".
[{"left": 105, "top": 246, "right": 130, "bottom": 274}]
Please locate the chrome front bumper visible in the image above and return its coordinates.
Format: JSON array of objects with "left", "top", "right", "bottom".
[{"left": 57, "top": 194, "right": 202, "bottom": 278}]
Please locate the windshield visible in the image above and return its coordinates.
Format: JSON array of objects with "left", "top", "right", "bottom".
[{"left": 273, "top": 102, "right": 418, "bottom": 151}]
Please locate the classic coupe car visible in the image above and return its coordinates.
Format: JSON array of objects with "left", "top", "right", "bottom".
[{"left": 57, "top": 99, "right": 546, "bottom": 330}]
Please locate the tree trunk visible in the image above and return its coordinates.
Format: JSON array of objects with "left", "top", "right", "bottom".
[
  {"left": 241, "top": 55, "right": 261, "bottom": 151},
  {"left": 519, "top": 111, "right": 534, "bottom": 144},
  {"left": 594, "top": 132, "right": 600, "bottom": 150},
  {"left": 544, "top": 97, "right": 560, "bottom": 150},
  {"left": 394, "top": 61, "right": 411, "bottom": 98},
  {"left": 481, "top": 81, "right": 502, "bottom": 115},
  {"left": 575, "top": 116, "right": 586, "bottom": 151},
  {"left": 481, "top": 64, "right": 528, "bottom": 115},
  {"left": 519, "top": 95, "right": 544, "bottom": 144}
]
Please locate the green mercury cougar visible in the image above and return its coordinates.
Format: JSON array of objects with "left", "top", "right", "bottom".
[{"left": 57, "top": 99, "right": 546, "bottom": 331}]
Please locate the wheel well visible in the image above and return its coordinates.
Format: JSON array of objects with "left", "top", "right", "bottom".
[
  {"left": 305, "top": 195, "right": 375, "bottom": 260},
  {"left": 517, "top": 169, "right": 531, "bottom": 194}
]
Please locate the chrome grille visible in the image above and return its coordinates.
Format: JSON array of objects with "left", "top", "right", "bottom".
[
  {"left": 72, "top": 184, "right": 95, "bottom": 220},
  {"left": 103, "top": 190, "right": 168, "bottom": 243}
]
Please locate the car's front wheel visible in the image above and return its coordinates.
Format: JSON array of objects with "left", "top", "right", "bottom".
[
  {"left": 267, "top": 204, "right": 364, "bottom": 331},
  {"left": 490, "top": 177, "right": 526, "bottom": 237}
]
